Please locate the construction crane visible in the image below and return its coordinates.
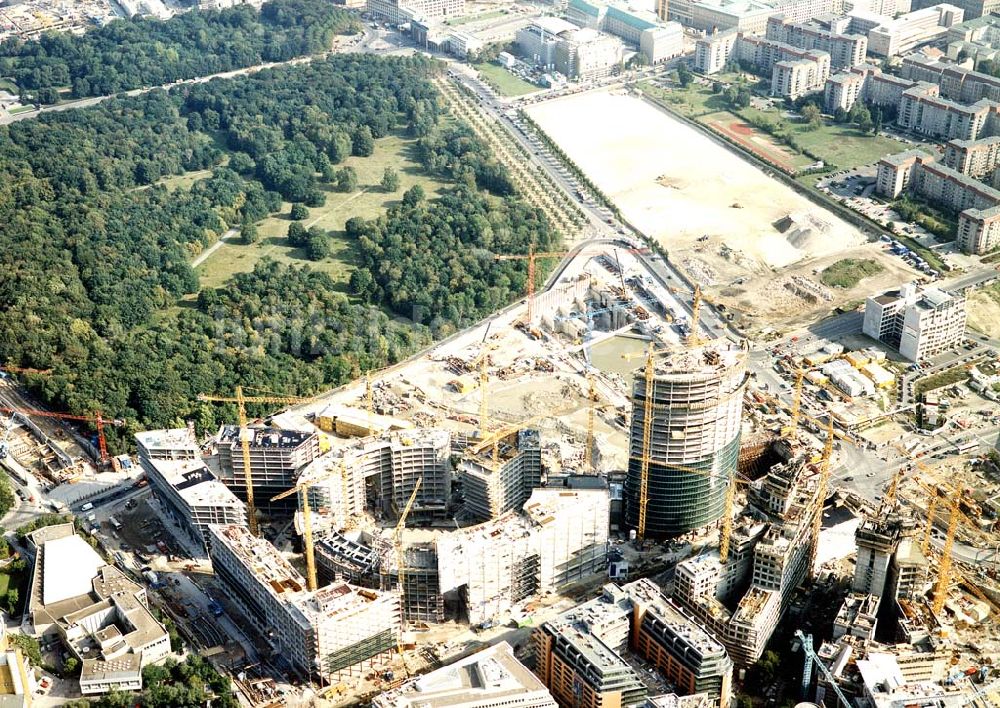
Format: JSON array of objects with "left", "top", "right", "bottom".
[
  {"left": 808, "top": 419, "right": 835, "bottom": 578},
  {"left": 782, "top": 369, "right": 806, "bottom": 438},
  {"left": 0, "top": 407, "right": 123, "bottom": 464},
  {"left": 585, "top": 372, "right": 598, "bottom": 474},
  {"left": 493, "top": 246, "right": 571, "bottom": 324},
  {"left": 794, "top": 630, "right": 851, "bottom": 708},
  {"left": 366, "top": 370, "right": 374, "bottom": 437},
  {"left": 394, "top": 477, "right": 422, "bottom": 676},
  {"left": 198, "top": 387, "right": 317, "bottom": 536}
]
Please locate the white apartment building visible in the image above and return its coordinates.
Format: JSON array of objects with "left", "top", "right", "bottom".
[
  {"left": 766, "top": 15, "right": 868, "bottom": 69},
  {"left": 208, "top": 524, "right": 401, "bottom": 680},
  {"left": 957, "top": 203, "right": 1000, "bottom": 253},
  {"left": 863, "top": 283, "right": 967, "bottom": 361},
  {"left": 772, "top": 56, "right": 830, "bottom": 99},
  {"left": 695, "top": 29, "right": 739, "bottom": 73}
]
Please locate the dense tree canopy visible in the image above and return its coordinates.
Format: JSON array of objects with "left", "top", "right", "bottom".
[
  {"left": 0, "top": 50, "right": 556, "bottom": 449},
  {"left": 0, "top": 0, "right": 360, "bottom": 99}
]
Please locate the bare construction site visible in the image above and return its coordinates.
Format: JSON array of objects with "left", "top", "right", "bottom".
[{"left": 523, "top": 91, "right": 920, "bottom": 336}]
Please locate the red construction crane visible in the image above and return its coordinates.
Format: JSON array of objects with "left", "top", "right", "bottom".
[{"left": 0, "top": 407, "right": 124, "bottom": 464}]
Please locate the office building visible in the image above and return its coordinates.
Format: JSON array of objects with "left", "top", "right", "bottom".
[
  {"left": 858, "top": 4, "right": 964, "bottom": 57},
  {"left": 853, "top": 514, "right": 903, "bottom": 597},
  {"left": 138, "top": 448, "right": 246, "bottom": 554},
  {"left": 565, "top": 0, "right": 685, "bottom": 64},
  {"left": 517, "top": 17, "right": 578, "bottom": 68},
  {"left": 672, "top": 0, "right": 841, "bottom": 36},
  {"left": 366, "top": 0, "right": 464, "bottom": 25},
  {"left": 25, "top": 527, "right": 170, "bottom": 696},
  {"left": 215, "top": 425, "right": 319, "bottom": 513},
  {"left": 555, "top": 28, "right": 625, "bottom": 80},
  {"left": 911, "top": 0, "right": 998, "bottom": 20},
  {"left": 533, "top": 581, "right": 732, "bottom": 708},
  {"left": 208, "top": 524, "right": 401, "bottom": 680},
  {"left": 374, "top": 642, "right": 558, "bottom": 708},
  {"left": 765, "top": 15, "right": 868, "bottom": 69},
  {"left": 673, "top": 455, "right": 821, "bottom": 666},
  {"left": 460, "top": 429, "right": 541, "bottom": 522},
  {"left": 624, "top": 342, "right": 748, "bottom": 539},
  {"left": 863, "top": 282, "right": 967, "bottom": 361}
]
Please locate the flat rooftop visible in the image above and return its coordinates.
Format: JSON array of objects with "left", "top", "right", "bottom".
[
  {"left": 373, "top": 641, "right": 553, "bottom": 708},
  {"left": 148, "top": 458, "right": 245, "bottom": 509},
  {"left": 623, "top": 579, "right": 726, "bottom": 657},
  {"left": 134, "top": 427, "right": 199, "bottom": 453},
  {"left": 218, "top": 426, "right": 314, "bottom": 450}
]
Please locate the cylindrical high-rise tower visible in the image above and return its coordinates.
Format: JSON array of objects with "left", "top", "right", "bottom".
[{"left": 624, "top": 341, "right": 749, "bottom": 539}]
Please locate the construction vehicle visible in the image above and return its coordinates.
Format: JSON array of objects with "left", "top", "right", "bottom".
[
  {"left": 493, "top": 247, "right": 571, "bottom": 324},
  {"left": 0, "top": 406, "right": 124, "bottom": 465},
  {"left": 198, "top": 387, "right": 318, "bottom": 536}
]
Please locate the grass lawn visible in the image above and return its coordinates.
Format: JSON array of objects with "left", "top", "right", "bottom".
[
  {"left": 195, "top": 131, "right": 450, "bottom": 292},
  {"left": 640, "top": 80, "right": 731, "bottom": 118},
  {"left": 158, "top": 168, "right": 215, "bottom": 193},
  {"left": 820, "top": 258, "right": 885, "bottom": 288},
  {"left": 8, "top": 105, "right": 35, "bottom": 114},
  {"left": 0, "top": 78, "right": 17, "bottom": 94},
  {"left": 915, "top": 364, "right": 976, "bottom": 397},
  {"left": 446, "top": 9, "right": 505, "bottom": 25},
  {"left": 0, "top": 572, "right": 10, "bottom": 597},
  {"left": 473, "top": 63, "right": 539, "bottom": 97}
]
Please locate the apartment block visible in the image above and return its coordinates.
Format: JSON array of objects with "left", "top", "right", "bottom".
[
  {"left": 824, "top": 70, "right": 865, "bottom": 111},
  {"left": 874, "top": 149, "right": 935, "bottom": 198},
  {"left": 897, "top": 84, "right": 1000, "bottom": 141},
  {"left": 460, "top": 429, "right": 541, "bottom": 522},
  {"left": 942, "top": 134, "right": 1000, "bottom": 176},
  {"left": 533, "top": 581, "right": 733, "bottom": 708},
  {"left": 694, "top": 29, "right": 740, "bottom": 73},
  {"left": 765, "top": 15, "right": 867, "bottom": 69},
  {"left": 910, "top": 157, "right": 1000, "bottom": 211},
  {"left": 863, "top": 282, "right": 968, "bottom": 361},
  {"left": 375, "top": 642, "right": 558, "bottom": 708},
  {"left": 772, "top": 55, "right": 831, "bottom": 99},
  {"left": 957, "top": 203, "right": 1000, "bottom": 253},
  {"left": 208, "top": 524, "right": 401, "bottom": 680},
  {"left": 947, "top": 13, "right": 1000, "bottom": 60},
  {"left": 215, "top": 425, "right": 319, "bottom": 513}
]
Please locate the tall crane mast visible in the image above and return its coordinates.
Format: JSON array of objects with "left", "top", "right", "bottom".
[
  {"left": 393, "top": 477, "right": 422, "bottom": 676},
  {"left": 808, "top": 419, "right": 834, "bottom": 578},
  {"left": 585, "top": 373, "right": 597, "bottom": 474},
  {"left": 493, "top": 246, "right": 571, "bottom": 324},
  {"left": 933, "top": 487, "right": 962, "bottom": 616},
  {"left": 198, "top": 387, "right": 316, "bottom": 536},
  {"left": 637, "top": 343, "right": 655, "bottom": 540},
  {"left": 795, "top": 630, "right": 851, "bottom": 708}
]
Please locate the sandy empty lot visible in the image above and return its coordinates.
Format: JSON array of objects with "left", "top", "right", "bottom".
[{"left": 525, "top": 90, "right": 916, "bottom": 332}]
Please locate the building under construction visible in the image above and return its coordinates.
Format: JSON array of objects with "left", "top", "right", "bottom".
[
  {"left": 459, "top": 429, "right": 542, "bottom": 522},
  {"left": 673, "top": 453, "right": 822, "bottom": 666},
  {"left": 625, "top": 342, "right": 749, "bottom": 539},
  {"left": 207, "top": 524, "right": 400, "bottom": 681},
  {"left": 214, "top": 426, "right": 320, "bottom": 513},
  {"left": 296, "top": 429, "right": 452, "bottom": 530},
  {"left": 314, "top": 487, "right": 610, "bottom": 626}
]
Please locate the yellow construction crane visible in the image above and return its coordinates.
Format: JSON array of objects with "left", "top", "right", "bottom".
[
  {"left": 933, "top": 487, "right": 962, "bottom": 616},
  {"left": 688, "top": 285, "right": 704, "bottom": 347},
  {"left": 781, "top": 369, "right": 806, "bottom": 438},
  {"left": 585, "top": 373, "right": 598, "bottom": 474},
  {"left": 198, "top": 387, "right": 317, "bottom": 536},
  {"left": 807, "top": 419, "right": 835, "bottom": 578},
  {"left": 394, "top": 477, "right": 422, "bottom": 675},
  {"left": 270, "top": 461, "right": 349, "bottom": 592},
  {"left": 493, "top": 246, "right": 571, "bottom": 324}
]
